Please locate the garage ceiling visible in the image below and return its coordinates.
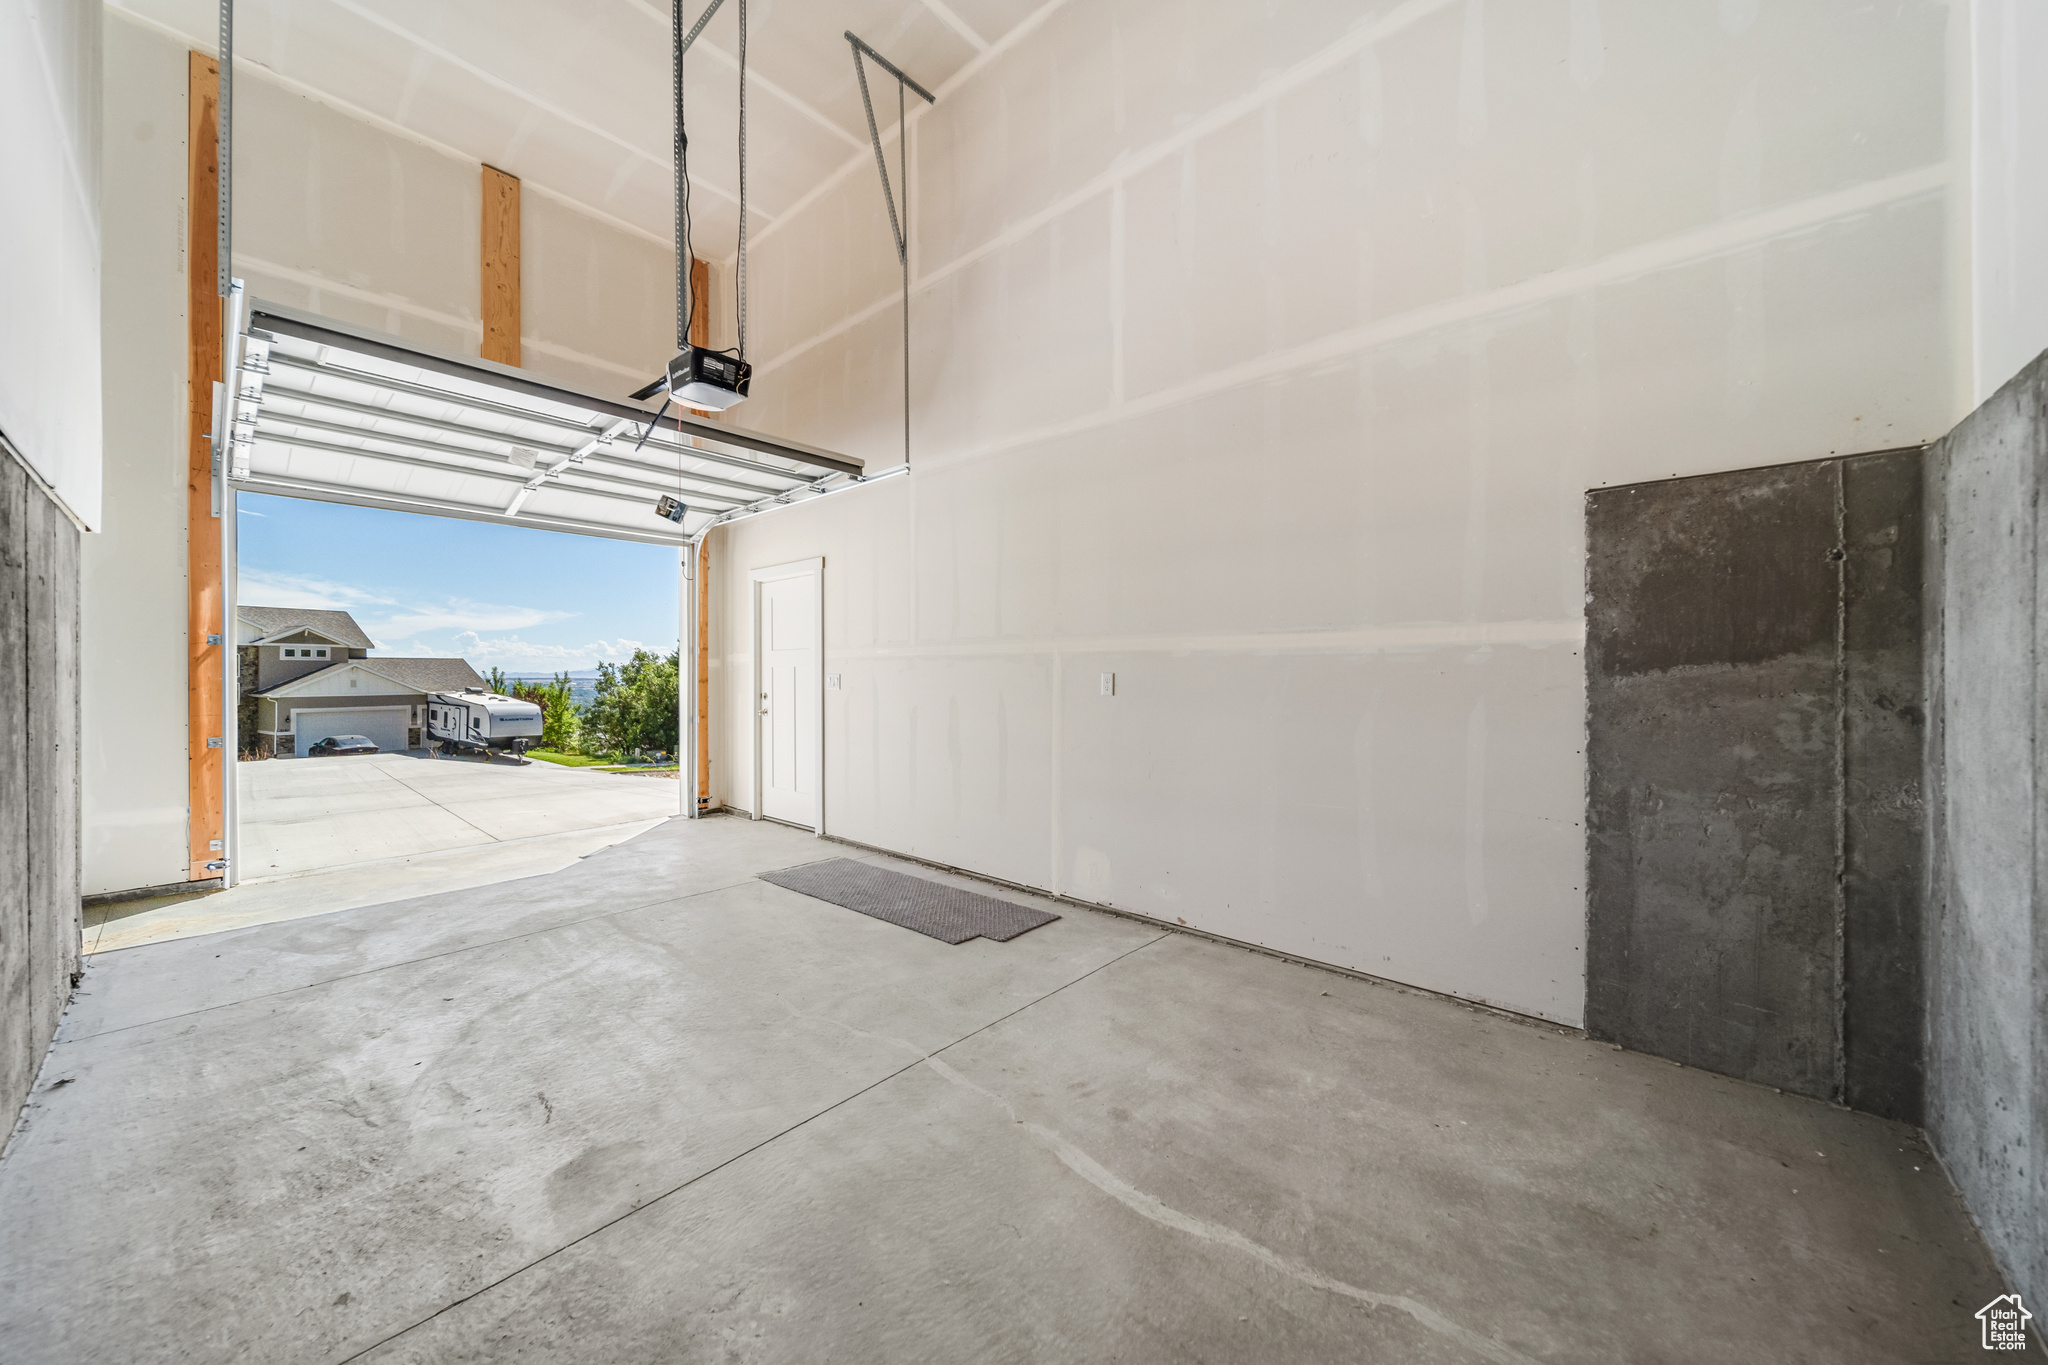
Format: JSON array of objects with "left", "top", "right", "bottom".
[
  {"left": 231, "top": 299, "right": 867, "bottom": 545},
  {"left": 109, "top": 0, "right": 1038, "bottom": 252}
]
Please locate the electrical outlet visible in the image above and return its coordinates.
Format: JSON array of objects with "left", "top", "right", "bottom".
[
  {"left": 1100, "top": 672, "right": 1115, "bottom": 696},
  {"left": 827, "top": 673, "right": 842, "bottom": 690}
]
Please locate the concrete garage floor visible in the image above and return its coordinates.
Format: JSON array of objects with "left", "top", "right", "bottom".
[
  {"left": 4, "top": 817, "right": 2006, "bottom": 1363},
  {"left": 239, "top": 751, "right": 681, "bottom": 880},
  {"left": 83, "top": 753, "right": 681, "bottom": 954}
]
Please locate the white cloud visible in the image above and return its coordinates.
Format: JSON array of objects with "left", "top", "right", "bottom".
[
  {"left": 369, "top": 600, "right": 572, "bottom": 639},
  {"left": 236, "top": 570, "right": 394, "bottom": 612},
  {"left": 239, "top": 573, "right": 664, "bottom": 673},
  {"left": 240, "top": 573, "right": 577, "bottom": 649},
  {"left": 445, "top": 632, "right": 657, "bottom": 672}
]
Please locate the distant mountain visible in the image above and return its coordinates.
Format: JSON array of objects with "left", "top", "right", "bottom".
[{"left": 500, "top": 671, "right": 600, "bottom": 708}]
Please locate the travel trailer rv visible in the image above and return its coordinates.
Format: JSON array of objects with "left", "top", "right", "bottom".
[{"left": 425, "top": 688, "right": 543, "bottom": 759}]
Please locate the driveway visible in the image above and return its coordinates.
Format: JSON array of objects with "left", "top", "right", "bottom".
[{"left": 238, "top": 751, "right": 681, "bottom": 881}]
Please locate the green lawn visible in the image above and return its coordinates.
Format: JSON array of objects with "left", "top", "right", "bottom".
[
  {"left": 528, "top": 751, "right": 678, "bottom": 775},
  {"left": 526, "top": 750, "right": 614, "bottom": 768}
]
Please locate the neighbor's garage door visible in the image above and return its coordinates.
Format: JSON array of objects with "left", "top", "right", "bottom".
[{"left": 291, "top": 706, "right": 410, "bottom": 757}]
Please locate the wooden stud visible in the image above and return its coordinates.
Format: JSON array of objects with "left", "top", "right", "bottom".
[
  {"left": 481, "top": 166, "right": 521, "bottom": 366},
  {"left": 690, "top": 257, "right": 710, "bottom": 347},
  {"left": 186, "top": 51, "right": 225, "bottom": 882}
]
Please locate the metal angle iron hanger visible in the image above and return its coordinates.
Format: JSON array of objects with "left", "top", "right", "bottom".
[{"left": 846, "top": 32, "right": 935, "bottom": 470}]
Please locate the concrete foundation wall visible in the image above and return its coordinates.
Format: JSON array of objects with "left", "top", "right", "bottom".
[
  {"left": 1584, "top": 450, "right": 1926, "bottom": 1118},
  {"left": 1924, "top": 349, "right": 2048, "bottom": 1313},
  {"left": 0, "top": 450, "right": 84, "bottom": 1146},
  {"left": 715, "top": 1, "right": 1962, "bottom": 1023}
]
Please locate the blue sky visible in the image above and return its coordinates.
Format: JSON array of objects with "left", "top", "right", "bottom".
[{"left": 236, "top": 493, "right": 679, "bottom": 673}]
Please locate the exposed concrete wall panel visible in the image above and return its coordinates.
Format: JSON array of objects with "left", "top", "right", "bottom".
[
  {"left": 1924, "top": 351, "right": 2047, "bottom": 1313},
  {"left": 1585, "top": 452, "right": 1926, "bottom": 1113},
  {"left": 0, "top": 460, "right": 30, "bottom": 1124},
  {"left": 1840, "top": 451, "right": 1928, "bottom": 1118},
  {"left": 1585, "top": 462, "right": 1846, "bottom": 1097},
  {"left": 0, "top": 453, "right": 84, "bottom": 1147}
]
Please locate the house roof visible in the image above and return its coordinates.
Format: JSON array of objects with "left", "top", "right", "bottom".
[
  {"left": 258, "top": 656, "right": 485, "bottom": 698},
  {"left": 239, "top": 606, "right": 375, "bottom": 650}
]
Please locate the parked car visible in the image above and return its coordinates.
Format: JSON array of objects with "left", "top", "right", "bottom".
[{"left": 307, "top": 735, "right": 379, "bottom": 757}]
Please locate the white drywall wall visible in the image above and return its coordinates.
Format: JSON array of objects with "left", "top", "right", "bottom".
[
  {"left": 84, "top": 17, "right": 193, "bottom": 896},
  {"left": 715, "top": 0, "right": 1962, "bottom": 1024},
  {"left": 0, "top": 0, "right": 103, "bottom": 528},
  {"left": 1970, "top": 0, "right": 2048, "bottom": 402},
  {"left": 85, "top": 9, "right": 682, "bottom": 895}
]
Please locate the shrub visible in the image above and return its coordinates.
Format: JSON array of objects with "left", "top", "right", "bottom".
[{"left": 505, "top": 672, "right": 581, "bottom": 752}]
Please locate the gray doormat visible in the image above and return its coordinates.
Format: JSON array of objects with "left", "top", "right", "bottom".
[{"left": 759, "top": 858, "right": 1059, "bottom": 944}]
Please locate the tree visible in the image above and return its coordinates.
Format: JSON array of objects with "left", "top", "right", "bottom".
[
  {"left": 584, "top": 649, "right": 678, "bottom": 759},
  {"left": 486, "top": 666, "right": 510, "bottom": 694},
  {"left": 505, "top": 673, "right": 580, "bottom": 751}
]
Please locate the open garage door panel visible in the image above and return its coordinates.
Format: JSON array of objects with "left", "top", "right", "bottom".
[
  {"left": 291, "top": 706, "right": 410, "bottom": 757},
  {"left": 224, "top": 299, "right": 868, "bottom": 545}
]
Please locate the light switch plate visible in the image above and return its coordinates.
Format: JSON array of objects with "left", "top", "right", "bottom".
[
  {"left": 1100, "top": 672, "right": 1115, "bottom": 696},
  {"left": 826, "top": 673, "right": 842, "bottom": 690}
]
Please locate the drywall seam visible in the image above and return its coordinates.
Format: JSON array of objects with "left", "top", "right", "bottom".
[
  {"left": 232, "top": 254, "right": 651, "bottom": 381},
  {"left": 733, "top": 0, "right": 1079, "bottom": 263},
  {"left": 318, "top": 0, "right": 754, "bottom": 214},
  {"left": 1108, "top": 183, "right": 1125, "bottom": 404},
  {"left": 919, "top": 0, "right": 991, "bottom": 53},
  {"left": 828, "top": 621, "right": 1584, "bottom": 660},
  {"left": 611, "top": 0, "right": 870, "bottom": 152},
  {"left": 759, "top": 161, "right": 1946, "bottom": 398},
  {"left": 743, "top": 0, "right": 1454, "bottom": 279},
  {"left": 875, "top": 166, "right": 1950, "bottom": 478},
  {"left": 103, "top": 3, "right": 674, "bottom": 251}
]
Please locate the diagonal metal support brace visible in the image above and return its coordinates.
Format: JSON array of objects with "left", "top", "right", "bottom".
[
  {"left": 680, "top": 0, "right": 724, "bottom": 56},
  {"left": 847, "top": 31, "right": 935, "bottom": 265}
]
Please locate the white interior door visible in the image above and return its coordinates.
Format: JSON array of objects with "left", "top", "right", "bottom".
[{"left": 754, "top": 562, "right": 821, "bottom": 828}]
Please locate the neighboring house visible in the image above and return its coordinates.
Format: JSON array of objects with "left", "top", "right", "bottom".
[{"left": 236, "top": 606, "right": 484, "bottom": 757}]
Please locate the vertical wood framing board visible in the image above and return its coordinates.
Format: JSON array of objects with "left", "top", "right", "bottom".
[
  {"left": 0, "top": 459, "right": 30, "bottom": 1117},
  {"left": 697, "top": 534, "right": 710, "bottom": 808},
  {"left": 691, "top": 258, "right": 710, "bottom": 348},
  {"left": 24, "top": 482, "right": 80, "bottom": 1067},
  {"left": 481, "top": 166, "right": 521, "bottom": 367},
  {"left": 186, "top": 52, "right": 224, "bottom": 881}
]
